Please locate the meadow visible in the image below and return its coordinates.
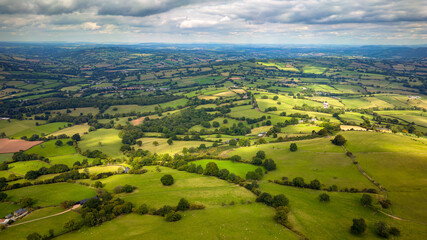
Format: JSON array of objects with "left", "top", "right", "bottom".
[
  {"left": 136, "top": 138, "right": 213, "bottom": 155},
  {"left": 191, "top": 159, "right": 262, "bottom": 177},
  {"left": 79, "top": 129, "right": 123, "bottom": 158}
]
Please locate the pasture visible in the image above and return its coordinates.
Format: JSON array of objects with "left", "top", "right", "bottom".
[
  {"left": 136, "top": 138, "right": 213, "bottom": 155},
  {"left": 80, "top": 166, "right": 255, "bottom": 208},
  {"left": 79, "top": 129, "right": 122, "bottom": 158},
  {"left": 4, "top": 183, "right": 95, "bottom": 207},
  {"left": 8, "top": 160, "right": 51, "bottom": 176},
  {"left": 26, "top": 139, "right": 76, "bottom": 157},
  {"left": 49, "top": 124, "right": 90, "bottom": 137}
]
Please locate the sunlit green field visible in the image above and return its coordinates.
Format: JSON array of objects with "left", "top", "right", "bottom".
[{"left": 79, "top": 129, "right": 123, "bottom": 158}]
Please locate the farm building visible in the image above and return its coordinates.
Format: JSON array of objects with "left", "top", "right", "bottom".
[
  {"left": 14, "top": 208, "right": 28, "bottom": 217},
  {"left": 0, "top": 219, "right": 11, "bottom": 225}
]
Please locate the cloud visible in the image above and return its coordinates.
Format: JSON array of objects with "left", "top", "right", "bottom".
[
  {"left": 179, "top": 16, "right": 230, "bottom": 29},
  {"left": 81, "top": 22, "right": 100, "bottom": 30}
]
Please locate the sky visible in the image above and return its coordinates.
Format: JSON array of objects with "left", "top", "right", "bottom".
[{"left": 0, "top": 0, "right": 426, "bottom": 45}]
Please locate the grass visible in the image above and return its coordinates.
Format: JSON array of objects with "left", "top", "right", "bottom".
[
  {"left": 0, "top": 208, "right": 81, "bottom": 239},
  {"left": 0, "top": 119, "right": 45, "bottom": 137},
  {"left": 0, "top": 153, "right": 13, "bottom": 163},
  {"left": 0, "top": 202, "right": 22, "bottom": 218},
  {"left": 79, "top": 166, "right": 255, "bottom": 208},
  {"left": 258, "top": 182, "right": 426, "bottom": 240},
  {"left": 302, "top": 65, "right": 327, "bottom": 74},
  {"left": 105, "top": 104, "right": 158, "bottom": 114},
  {"left": 49, "top": 154, "right": 90, "bottom": 168},
  {"left": 136, "top": 138, "right": 213, "bottom": 155},
  {"left": 79, "top": 129, "right": 123, "bottom": 158},
  {"left": 8, "top": 160, "right": 51, "bottom": 176},
  {"left": 227, "top": 137, "right": 374, "bottom": 189},
  {"left": 26, "top": 139, "right": 76, "bottom": 157},
  {"left": 79, "top": 166, "right": 123, "bottom": 175},
  {"left": 11, "top": 122, "right": 70, "bottom": 138},
  {"left": 341, "top": 131, "right": 427, "bottom": 223},
  {"left": 48, "top": 124, "right": 90, "bottom": 137},
  {"left": 4, "top": 183, "right": 95, "bottom": 206},
  {"left": 257, "top": 61, "right": 299, "bottom": 72},
  {"left": 56, "top": 204, "right": 298, "bottom": 240},
  {"left": 191, "top": 159, "right": 262, "bottom": 178}
]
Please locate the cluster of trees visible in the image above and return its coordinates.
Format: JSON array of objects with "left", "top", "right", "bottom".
[
  {"left": 113, "top": 184, "right": 136, "bottom": 194},
  {"left": 273, "top": 177, "right": 322, "bottom": 190},
  {"left": 12, "top": 151, "right": 46, "bottom": 162},
  {"left": 350, "top": 218, "right": 400, "bottom": 238},
  {"left": 25, "top": 164, "right": 70, "bottom": 180},
  {"left": 250, "top": 151, "right": 277, "bottom": 171}
]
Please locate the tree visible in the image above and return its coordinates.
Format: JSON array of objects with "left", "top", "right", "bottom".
[
  {"left": 251, "top": 157, "right": 263, "bottom": 165},
  {"left": 153, "top": 141, "right": 159, "bottom": 146},
  {"left": 256, "top": 150, "right": 266, "bottom": 159},
  {"left": 71, "top": 133, "right": 81, "bottom": 141},
  {"left": 331, "top": 134, "right": 347, "bottom": 146},
  {"left": 165, "top": 211, "right": 182, "bottom": 222},
  {"left": 319, "top": 193, "right": 330, "bottom": 202},
  {"left": 55, "top": 140, "right": 63, "bottom": 147},
  {"left": 309, "top": 179, "right": 321, "bottom": 190},
  {"left": 0, "top": 162, "right": 7, "bottom": 170},
  {"left": 274, "top": 206, "right": 290, "bottom": 226},
  {"left": 27, "top": 232, "right": 42, "bottom": 240},
  {"left": 256, "top": 192, "right": 273, "bottom": 206},
  {"left": 204, "top": 162, "right": 219, "bottom": 176},
  {"left": 360, "top": 194, "right": 373, "bottom": 207},
  {"left": 20, "top": 197, "right": 34, "bottom": 208},
  {"left": 272, "top": 194, "right": 289, "bottom": 207},
  {"left": 94, "top": 181, "right": 103, "bottom": 188},
  {"left": 0, "top": 192, "right": 7, "bottom": 201},
  {"left": 351, "top": 218, "right": 366, "bottom": 235},
  {"left": 246, "top": 171, "right": 261, "bottom": 180},
  {"left": 136, "top": 204, "right": 148, "bottom": 215},
  {"left": 375, "top": 221, "right": 389, "bottom": 238},
  {"left": 212, "top": 121, "right": 220, "bottom": 128},
  {"left": 292, "top": 177, "right": 305, "bottom": 187},
  {"left": 217, "top": 169, "right": 229, "bottom": 179},
  {"left": 389, "top": 227, "right": 400, "bottom": 236},
  {"left": 230, "top": 155, "right": 241, "bottom": 162},
  {"left": 161, "top": 174, "right": 174, "bottom": 186},
  {"left": 263, "top": 159, "right": 276, "bottom": 171},
  {"left": 84, "top": 212, "right": 96, "bottom": 227},
  {"left": 196, "top": 165, "right": 203, "bottom": 174},
  {"left": 167, "top": 138, "right": 173, "bottom": 145},
  {"left": 290, "top": 143, "right": 298, "bottom": 152},
  {"left": 176, "top": 198, "right": 190, "bottom": 211}
]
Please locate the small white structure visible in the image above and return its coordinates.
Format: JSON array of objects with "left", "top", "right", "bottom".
[{"left": 323, "top": 101, "right": 329, "bottom": 108}]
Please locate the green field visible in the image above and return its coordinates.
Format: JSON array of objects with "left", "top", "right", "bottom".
[
  {"left": 79, "top": 129, "right": 123, "bottom": 158},
  {"left": 26, "top": 139, "right": 76, "bottom": 157},
  {"left": 57, "top": 204, "right": 298, "bottom": 240},
  {"left": 302, "top": 65, "right": 327, "bottom": 74},
  {"left": 5, "top": 183, "right": 95, "bottom": 206},
  {"left": 11, "top": 122, "right": 70, "bottom": 138},
  {"left": 0, "top": 202, "right": 22, "bottom": 218},
  {"left": 49, "top": 154, "right": 90, "bottom": 168},
  {"left": 228, "top": 137, "right": 374, "bottom": 189},
  {"left": 0, "top": 153, "right": 13, "bottom": 163},
  {"left": 257, "top": 61, "right": 299, "bottom": 72},
  {"left": 136, "top": 138, "right": 213, "bottom": 155},
  {"left": 8, "top": 160, "right": 51, "bottom": 176},
  {"left": 79, "top": 166, "right": 255, "bottom": 208},
  {"left": 49, "top": 124, "right": 90, "bottom": 137},
  {"left": 191, "top": 159, "right": 262, "bottom": 178}
]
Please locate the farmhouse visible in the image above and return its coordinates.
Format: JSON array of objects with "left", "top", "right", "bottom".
[
  {"left": 323, "top": 101, "right": 329, "bottom": 108},
  {"left": 0, "top": 219, "right": 11, "bottom": 225},
  {"left": 14, "top": 208, "right": 28, "bottom": 218}
]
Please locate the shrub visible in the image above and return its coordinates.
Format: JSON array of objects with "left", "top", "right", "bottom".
[
  {"left": 165, "top": 211, "right": 182, "bottom": 222},
  {"left": 331, "top": 134, "right": 347, "bottom": 146},
  {"left": 360, "top": 194, "right": 373, "bottom": 207},
  {"left": 154, "top": 205, "right": 174, "bottom": 216},
  {"left": 161, "top": 174, "right": 174, "bottom": 186},
  {"left": 274, "top": 206, "right": 291, "bottom": 228},
  {"left": 136, "top": 204, "right": 148, "bottom": 215},
  {"left": 256, "top": 150, "right": 266, "bottom": 159},
  {"left": 389, "top": 227, "right": 400, "bottom": 236},
  {"left": 0, "top": 192, "right": 7, "bottom": 201},
  {"left": 292, "top": 177, "right": 305, "bottom": 187},
  {"left": 176, "top": 198, "right": 190, "bottom": 211},
  {"left": 350, "top": 218, "right": 366, "bottom": 235},
  {"left": 375, "top": 221, "right": 389, "bottom": 238},
  {"left": 217, "top": 169, "right": 230, "bottom": 180},
  {"left": 309, "top": 179, "right": 321, "bottom": 190},
  {"left": 246, "top": 171, "right": 261, "bottom": 180},
  {"left": 272, "top": 194, "right": 289, "bottom": 207},
  {"left": 27, "top": 232, "right": 42, "bottom": 240},
  {"left": 290, "top": 143, "right": 297, "bottom": 152},
  {"left": 256, "top": 192, "right": 273, "bottom": 206},
  {"left": 263, "top": 159, "right": 276, "bottom": 171},
  {"left": 94, "top": 181, "right": 103, "bottom": 188},
  {"left": 204, "top": 162, "right": 219, "bottom": 176},
  {"left": 251, "top": 157, "right": 263, "bottom": 165},
  {"left": 319, "top": 193, "right": 330, "bottom": 202},
  {"left": 189, "top": 203, "right": 205, "bottom": 210}
]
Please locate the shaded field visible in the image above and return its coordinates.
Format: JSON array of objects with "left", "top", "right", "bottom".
[
  {"left": 136, "top": 138, "right": 213, "bottom": 155},
  {"left": 48, "top": 124, "right": 90, "bottom": 137},
  {"left": 79, "top": 129, "right": 122, "bottom": 158},
  {"left": 26, "top": 139, "right": 76, "bottom": 157},
  {"left": 191, "top": 159, "right": 262, "bottom": 178}
]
